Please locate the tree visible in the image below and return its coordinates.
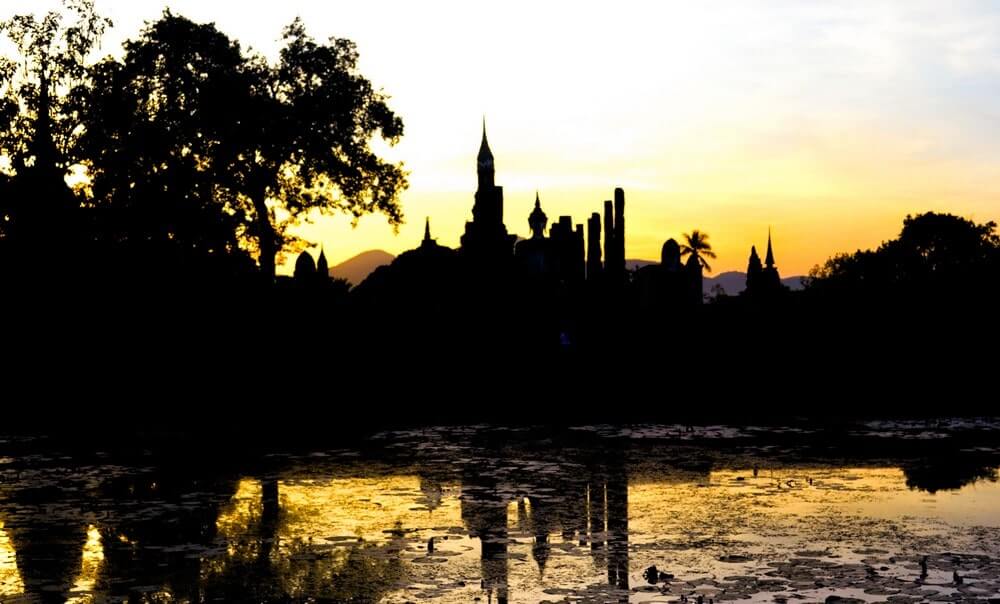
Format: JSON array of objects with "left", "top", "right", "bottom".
[
  {"left": 805, "top": 212, "right": 1000, "bottom": 299},
  {"left": 77, "top": 11, "right": 255, "bottom": 278},
  {"left": 76, "top": 12, "right": 407, "bottom": 281},
  {"left": 680, "top": 230, "right": 716, "bottom": 272},
  {"left": 231, "top": 18, "right": 408, "bottom": 279},
  {"left": 0, "top": 0, "right": 111, "bottom": 249},
  {"left": 0, "top": 0, "right": 110, "bottom": 175}
]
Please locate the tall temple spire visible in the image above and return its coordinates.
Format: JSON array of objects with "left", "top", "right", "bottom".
[
  {"left": 422, "top": 216, "right": 437, "bottom": 248},
  {"left": 528, "top": 191, "right": 547, "bottom": 239},
  {"left": 765, "top": 228, "right": 775, "bottom": 268},
  {"left": 476, "top": 117, "right": 496, "bottom": 192},
  {"left": 317, "top": 245, "right": 328, "bottom": 277},
  {"left": 478, "top": 117, "right": 494, "bottom": 163}
]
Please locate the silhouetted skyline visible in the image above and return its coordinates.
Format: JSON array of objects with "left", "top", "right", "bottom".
[{"left": 3, "top": 1, "right": 999, "bottom": 276}]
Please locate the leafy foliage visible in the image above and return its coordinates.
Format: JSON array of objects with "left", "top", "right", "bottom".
[{"left": 805, "top": 212, "right": 1000, "bottom": 299}]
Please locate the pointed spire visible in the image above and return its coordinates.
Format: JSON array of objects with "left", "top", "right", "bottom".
[
  {"left": 534, "top": 190, "right": 540, "bottom": 208},
  {"left": 424, "top": 216, "right": 431, "bottom": 242},
  {"left": 478, "top": 116, "right": 494, "bottom": 162},
  {"left": 317, "top": 245, "right": 328, "bottom": 276},
  {"left": 765, "top": 228, "right": 776, "bottom": 268}
]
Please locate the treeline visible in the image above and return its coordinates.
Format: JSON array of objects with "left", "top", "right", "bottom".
[
  {"left": 801, "top": 211, "right": 1000, "bottom": 306},
  {"left": 0, "top": 0, "right": 406, "bottom": 292}
]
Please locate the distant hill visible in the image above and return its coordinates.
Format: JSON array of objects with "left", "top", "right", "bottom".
[
  {"left": 626, "top": 259, "right": 804, "bottom": 296},
  {"left": 706, "top": 271, "right": 806, "bottom": 296},
  {"left": 328, "top": 250, "right": 395, "bottom": 287}
]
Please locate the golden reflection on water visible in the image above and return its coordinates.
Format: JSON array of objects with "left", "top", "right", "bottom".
[
  {"left": 215, "top": 476, "right": 466, "bottom": 543},
  {"left": 1, "top": 464, "right": 998, "bottom": 602},
  {"left": 203, "top": 467, "right": 1000, "bottom": 602},
  {"left": 0, "top": 520, "right": 24, "bottom": 596},
  {"left": 279, "top": 475, "right": 463, "bottom": 541},
  {"left": 66, "top": 525, "right": 105, "bottom": 603}
]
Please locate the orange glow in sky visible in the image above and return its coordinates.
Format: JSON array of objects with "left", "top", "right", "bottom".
[{"left": 3, "top": 1, "right": 1000, "bottom": 276}]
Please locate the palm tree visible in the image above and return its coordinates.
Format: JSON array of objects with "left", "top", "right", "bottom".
[{"left": 680, "top": 230, "right": 717, "bottom": 272}]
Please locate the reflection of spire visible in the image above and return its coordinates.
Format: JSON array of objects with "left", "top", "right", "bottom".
[
  {"left": 765, "top": 228, "right": 775, "bottom": 268},
  {"left": 529, "top": 496, "right": 552, "bottom": 576},
  {"left": 532, "top": 533, "right": 550, "bottom": 576}
]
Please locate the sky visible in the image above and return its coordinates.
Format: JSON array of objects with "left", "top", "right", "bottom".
[{"left": 3, "top": 0, "right": 1000, "bottom": 276}]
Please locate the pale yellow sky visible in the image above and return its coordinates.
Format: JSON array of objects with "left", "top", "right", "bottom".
[{"left": 4, "top": 0, "right": 1000, "bottom": 276}]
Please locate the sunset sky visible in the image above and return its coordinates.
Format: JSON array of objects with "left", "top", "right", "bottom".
[{"left": 4, "top": 0, "right": 1000, "bottom": 276}]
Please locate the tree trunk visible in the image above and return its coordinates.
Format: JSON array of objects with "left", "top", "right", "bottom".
[{"left": 254, "top": 195, "right": 276, "bottom": 282}]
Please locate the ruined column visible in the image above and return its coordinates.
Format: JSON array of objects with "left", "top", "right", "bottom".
[
  {"left": 603, "top": 200, "right": 614, "bottom": 274},
  {"left": 614, "top": 188, "right": 626, "bottom": 283},
  {"left": 587, "top": 212, "right": 602, "bottom": 282}
]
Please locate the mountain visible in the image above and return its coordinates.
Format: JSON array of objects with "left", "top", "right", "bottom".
[
  {"left": 705, "top": 271, "right": 806, "bottom": 295},
  {"left": 328, "top": 250, "right": 395, "bottom": 287},
  {"left": 625, "top": 259, "right": 657, "bottom": 271},
  {"left": 626, "top": 259, "right": 804, "bottom": 296}
]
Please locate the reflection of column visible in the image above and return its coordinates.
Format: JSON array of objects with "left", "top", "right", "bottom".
[
  {"left": 6, "top": 513, "right": 87, "bottom": 603},
  {"left": 562, "top": 482, "right": 588, "bottom": 544},
  {"left": 588, "top": 481, "right": 606, "bottom": 567},
  {"left": 462, "top": 480, "right": 509, "bottom": 604},
  {"left": 607, "top": 470, "right": 629, "bottom": 591},
  {"left": 517, "top": 498, "right": 529, "bottom": 533},
  {"left": 258, "top": 478, "right": 279, "bottom": 566},
  {"left": 482, "top": 521, "right": 509, "bottom": 604}
]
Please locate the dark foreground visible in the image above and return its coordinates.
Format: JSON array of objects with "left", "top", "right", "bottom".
[{"left": 1, "top": 420, "right": 1000, "bottom": 603}]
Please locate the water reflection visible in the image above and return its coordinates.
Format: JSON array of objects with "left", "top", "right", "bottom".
[
  {"left": 0, "top": 520, "right": 24, "bottom": 596},
  {"left": 0, "top": 426, "right": 999, "bottom": 603}
]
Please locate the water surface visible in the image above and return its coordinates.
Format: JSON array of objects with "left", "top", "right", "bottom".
[{"left": 2, "top": 422, "right": 999, "bottom": 603}]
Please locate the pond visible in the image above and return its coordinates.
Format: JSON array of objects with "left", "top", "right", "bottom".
[{"left": 1, "top": 421, "right": 1000, "bottom": 603}]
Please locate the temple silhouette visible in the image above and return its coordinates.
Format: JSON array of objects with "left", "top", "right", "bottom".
[
  {"left": 744, "top": 230, "right": 786, "bottom": 298},
  {"left": 355, "top": 122, "right": 710, "bottom": 315}
]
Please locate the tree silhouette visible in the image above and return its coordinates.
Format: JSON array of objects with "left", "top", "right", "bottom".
[
  {"left": 218, "top": 18, "right": 408, "bottom": 280},
  {"left": 680, "top": 230, "right": 716, "bottom": 272},
  {"left": 77, "top": 11, "right": 255, "bottom": 278},
  {"left": 0, "top": 0, "right": 110, "bottom": 253},
  {"left": 0, "top": 0, "right": 110, "bottom": 177},
  {"left": 243, "top": 19, "right": 407, "bottom": 280},
  {"left": 75, "top": 11, "right": 407, "bottom": 281},
  {"left": 805, "top": 212, "right": 1000, "bottom": 299}
]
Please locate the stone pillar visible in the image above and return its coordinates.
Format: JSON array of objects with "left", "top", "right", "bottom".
[
  {"left": 587, "top": 212, "right": 602, "bottom": 281},
  {"left": 614, "top": 188, "right": 626, "bottom": 283},
  {"left": 603, "top": 200, "right": 614, "bottom": 274}
]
